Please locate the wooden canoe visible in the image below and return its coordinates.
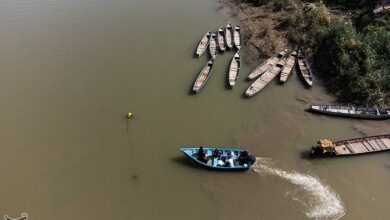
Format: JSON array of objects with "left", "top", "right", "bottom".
[
  {"left": 209, "top": 33, "right": 218, "bottom": 59},
  {"left": 279, "top": 48, "right": 297, "bottom": 83},
  {"left": 310, "top": 134, "right": 390, "bottom": 157},
  {"left": 309, "top": 105, "right": 390, "bottom": 120},
  {"left": 195, "top": 32, "right": 211, "bottom": 57},
  {"left": 217, "top": 26, "right": 226, "bottom": 52},
  {"left": 228, "top": 52, "right": 241, "bottom": 88},
  {"left": 245, "top": 59, "right": 286, "bottom": 97},
  {"left": 180, "top": 147, "right": 256, "bottom": 170},
  {"left": 225, "top": 22, "right": 233, "bottom": 49},
  {"left": 297, "top": 50, "right": 313, "bottom": 87},
  {"left": 193, "top": 59, "right": 214, "bottom": 93},
  {"left": 233, "top": 25, "right": 241, "bottom": 50},
  {"left": 247, "top": 49, "right": 287, "bottom": 80}
]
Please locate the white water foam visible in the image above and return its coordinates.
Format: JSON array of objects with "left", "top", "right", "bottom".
[{"left": 253, "top": 157, "right": 345, "bottom": 220}]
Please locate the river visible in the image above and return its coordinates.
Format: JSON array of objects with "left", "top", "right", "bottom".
[{"left": 0, "top": 0, "right": 389, "bottom": 219}]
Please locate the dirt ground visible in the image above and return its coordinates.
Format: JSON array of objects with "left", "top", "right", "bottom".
[{"left": 220, "top": 0, "right": 299, "bottom": 60}]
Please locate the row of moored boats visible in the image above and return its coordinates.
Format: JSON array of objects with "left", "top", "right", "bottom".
[
  {"left": 193, "top": 22, "right": 242, "bottom": 93},
  {"left": 193, "top": 27, "right": 314, "bottom": 96},
  {"left": 245, "top": 47, "right": 313, "bottom": 97}
]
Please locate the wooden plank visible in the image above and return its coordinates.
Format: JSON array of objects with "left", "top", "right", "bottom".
[
  {"left": 344, "top": 143, "right": 357, "bottom": 154},
  {"left": 375, "top": 138, "right": 387, "bottom": 149},
  {"left": 364, "top": 140, "right": 380, "bottom": 151},
  {"left": 361, "top": 141, "right": 375, "bottom": 151},
  {"left": 335, "top": 146, "right": 350, "bottom": 155},
  {"left": 357, "top": 142, "right": 373, "bottom": 152},
  {"left": 351, "top": 143, "right": 366, "bottom": 153},
  {"left": 368, "top": 139, "right": 382, "bottom": 150},
  {"left": 380, "top": 138, "right": 390, "bottom": 149}
]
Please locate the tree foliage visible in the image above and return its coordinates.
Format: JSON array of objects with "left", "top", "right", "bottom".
[{"left": 315, "top": 22, "right": 390, "bottom": 105}]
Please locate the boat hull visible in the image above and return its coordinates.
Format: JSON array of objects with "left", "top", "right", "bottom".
[
  {"left": 309, "top": 105, "right": 390, "bottom": 120},
  {"left": 192, "top": 60, "right": 214, "bottom": 93}
]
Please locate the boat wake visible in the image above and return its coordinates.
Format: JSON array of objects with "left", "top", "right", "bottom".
[{"left": 253, "top": 157, "right": 345, "bottom": 220}]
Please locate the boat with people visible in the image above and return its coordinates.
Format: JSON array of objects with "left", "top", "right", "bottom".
[
  {"left": 180, "top": 147, "right": 256, "bottom": 170},
  {"left": 247, "top": 49, "right": 287, "bottom": 80},
  {"left": 195, "top": 32, "right": 211, "bottom": 57},
  {"left": 245, "top": 59, "right": 286, "bottom": 97},
  {"left": 280, "top": 48, "right": 297, "bottom": 83},
  {"left": 209, "top": 33, "right": 218, "bottom": 59},
  {"left": 233, "top": 25, "right": 241, "bottom": 50},
  {"left": 192, "top": 59, "right": 214, "bottom": 93},
  {"left": 217, "top": 26, "right": 226, "bottom": 52},
  {"left": 297, "top": 50, "right": 313, "bottom": 87},
  {"left": 228, "top": 52, "right": 240, "bottom": 88},
  {"left": 225, "top": 22, "right": 233, "bottom": 49},
  {"left": 310, "top": 134, "right": 390, "bottom": 157},
  {"left": 309, "top": 105, "right": 390, "bottom": 120}
]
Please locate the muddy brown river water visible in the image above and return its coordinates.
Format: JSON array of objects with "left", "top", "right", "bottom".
[{"left": 0, "top": 0, "right": 390, "bottom": 219}]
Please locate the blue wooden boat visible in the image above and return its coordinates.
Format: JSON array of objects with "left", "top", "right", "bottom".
[{"left": 180, "top": 147, "right": 256, "bottom": 171}]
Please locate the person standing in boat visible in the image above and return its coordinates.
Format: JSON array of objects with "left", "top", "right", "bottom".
[{"left": 198, "top": 147, "right": 207, "bottom": 163}]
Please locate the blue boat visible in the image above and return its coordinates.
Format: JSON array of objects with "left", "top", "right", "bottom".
[{"left": 180, "top": 147, "right": 256, "bottom": 171}]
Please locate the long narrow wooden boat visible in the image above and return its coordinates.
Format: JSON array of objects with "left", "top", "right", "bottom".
[
  {"left": 195, "top": 32, "right": 211, "bottom": 57},
  {"left": 192, "top": 59, "right": 214, "bottom": 93},
  {"left": 297, "top": 50, "right": 313, "bottom": 87},
  {"left": 310, "top": 134, "right": 390, "bottom": 157},
  {"left": 233, "top": 25, "right": 241, "bottom": 50},
  {"left": 279, "top": 48, "right": 297, "bottom": 83},
  {"left": 309, "top": 105, "right": 390, "bottom": 120},
  {"left": 245, "top": 59, "right": 286, "bottom": 97},
  {"left": 180, "top": 147, "right": 256, "bottom": 170},
  {"left": 217, "top": 26, "right": 226, "bottom": 52},
  {"left": 247, "top": 49, "right": 287, "bottom": 80},
  {"left": 225, "top": 22, "right": 233, "bottom": 49},
  {"left": 209, "top": 33, "right": 218, "bottom": 59},
  {"left": 228, "top": 52, "right": 240, "bottom": 88}
]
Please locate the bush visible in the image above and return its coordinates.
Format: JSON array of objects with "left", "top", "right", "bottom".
[
  {"left": 273, "top": 0, "right": 287, "bottom": 12},
  {"left": 315, "top": 21, "right": 390, "bottom": 105}
]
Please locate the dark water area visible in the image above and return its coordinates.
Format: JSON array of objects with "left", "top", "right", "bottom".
[{"left": 0, "top": 0, "right": 390, "bottom": 219}]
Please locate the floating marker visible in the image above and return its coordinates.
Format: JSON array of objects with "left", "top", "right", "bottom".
[{"left": 127, "top": 112, "right": 133, "bottom": 119}]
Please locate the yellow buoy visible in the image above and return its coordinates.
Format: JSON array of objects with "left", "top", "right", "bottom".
[{"left": 127, "top": 112, "right": 133, "bottom": 119}]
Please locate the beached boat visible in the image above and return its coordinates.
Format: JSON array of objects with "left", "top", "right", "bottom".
[
  {"left": 247, "top": 49, "right": 287, "bottom": 80},
  {"left": 225, "top": 22, "right": 233, "bottom": 49},
  {"left": 245, "top": 59, "right": 286, "bottom": 97},
  {"left": 279, "top": 48, "right": 297, "bottom": 83},
  {"left": 192, "top": 59, "right": 214, "bottom": 93},
  {"left": 233, "top": 25, "right": 241, "bottom": 50},
  {"left": 195, "top": 32, "right": 211, "bottom": 57},
  {"left": 228, "top": 52, "right": 240, "bottom": 88},
  {"left": 310, "top": 134, "right": 390, "bottom": 157},
  {"left": 309, "top": 105, "right": 390, "bottom": 120},
  {"left": 217, "top": 26, "right": 226, "bottom": 52},
  {"left": 209, "top": 33, "right": 218, "bottom": 59},
  {"left": 297, "top": 50, "right": 313, "bottom": 87},
  {"left": 180, "top": 147, "right": 256, "bottom": 170}
]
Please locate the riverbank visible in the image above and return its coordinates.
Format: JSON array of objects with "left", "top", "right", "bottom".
[{"left": 222, "top": 0, "right": 390, "bottom": 107}]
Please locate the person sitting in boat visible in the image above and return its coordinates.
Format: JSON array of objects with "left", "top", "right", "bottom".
[
  {"left": 213, "top": 149, "right": 222, "bottom": 159},
  {"left": 238, "top": 150, "right": 255, "bottom": 166},
  {"left": 198, "top": 147, "right": 207, "bottom": 163},
  {"left": 225, "top": 151, "right": 235, "bottom": 167},
  {"left": 212, "top": 149, "right": 225, "bottom": 166}
]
